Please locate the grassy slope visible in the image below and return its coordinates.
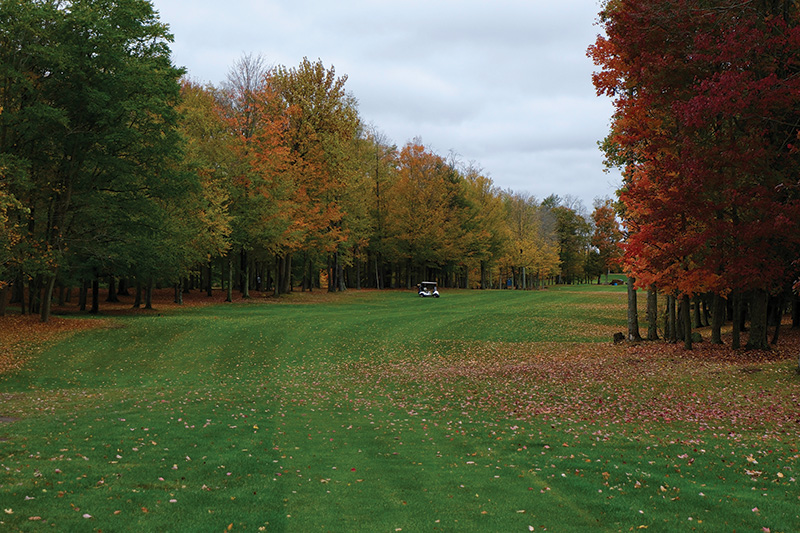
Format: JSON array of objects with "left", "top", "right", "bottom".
[{"left": 1, "top": 287, "right": 798, "bottom": 532}]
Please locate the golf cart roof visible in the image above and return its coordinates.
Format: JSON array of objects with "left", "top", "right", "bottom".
[{"left": 420, "top": 281, "right": 437, "bottom": 287}]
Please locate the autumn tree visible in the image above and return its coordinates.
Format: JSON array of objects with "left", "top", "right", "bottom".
[
  {"left": 502, "top": 192, "right": 558, "bottom": 289},
  {"left": 590, "top": 198, "right": 622, "bottom": 283},
  {"left": 543, "top": 195, "right": 591, "bottom": 284},
  {"left": 269, "top": 58, "right": 360, "bottom": 293},
  {"left": 361, "top": 127, "right": 398, "bottom": 289},
  {"left": 591, "top": 0, "right": 800, "bottom": 349},
  {"left": 175, "top": 80, "right": 234, "bottom": 298},
  {"left": 460, "top": 168, "right": 510, "bottom": 289}
]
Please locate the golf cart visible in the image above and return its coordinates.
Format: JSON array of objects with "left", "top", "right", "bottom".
[{"left": 418, "top": 281, "right": 440, "bottom": 298}]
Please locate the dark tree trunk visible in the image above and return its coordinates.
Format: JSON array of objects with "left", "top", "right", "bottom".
[
  {"left": 10, "top": 275, "right": 22, "bottom": 305},
  {"left": 79, "top": 280, "right": 88, "bottom": 312},
  {"left": 732, "top": 293, "right": 742, "bottom": 350},
  {"left": 646, "top": 286, "right": 659, "bottom": 341},
  {"left": 144, "top": 279, "right": 154, "bottom": 310},
  {"left": 337, "top": 252, "right": 345, "bottom": 292},
  {"left": 283, "top": 254, "right": 293, "bottom": 294},
  {"left": 174, "top": 279, "right": 183, "bottom": 305},
  {"left": 106, "top": 276, "right": 119, "bottom": 303},
  {"left": 30, "top": 275, "right": 42, "bottom": 314},
  {"left": 355, "top": 247, "right": 362, "bottom": 290},
  {"left": 90, "top": 277, "right": 100, "bottom": 314},
  {"left": 681, "top": 294, "right": 692, "bottom": 350},
  {"left": 711, "top": 293, "right": 725, "bottom": 344},
  {"left": 692, "top": 295, "right": 702, "bottom": 329},
  {"left": 117, "top": 278, "right": 129, "bottom": 296},
  {"left": 206, "top": 260, "right": 213, "bottom": 297},
  {"left": 770, "top": 293, "right": 784, "bottom": 346},
  {"left": 627, "top": 276, "right": 642, "bottom": 341},
  {"left": 17, "top": 277, "right": 26, "bottom": 314},
  {"left": 0, "top": 284, "right": 8, "bottom": 316},
  {"left": 667, "top": 294, "right": 677, "bottom": 343},
  {"left": 746, "top": 289, "right": 769, "bottom": 350},
  {"left": 40, "top": 272, "right": 57, "bottom": 323},
  {"left": 225, "top": 254, "right": 233, "bottom": 302},
  {"left": 792, "top": 294, "right": 800, "bottom": 328},
  {"left": 133, "top": 280, "right": 142, "bottom": 308},
  {"left": 242, "top": 249, "right": 250, "bottom": 299}
]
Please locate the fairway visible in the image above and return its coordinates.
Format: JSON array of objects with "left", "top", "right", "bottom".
[{"left": 1, "top": 286, "right": 799, "bottom": 532}]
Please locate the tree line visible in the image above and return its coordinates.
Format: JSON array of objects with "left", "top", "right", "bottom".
[
  {"left": 1, "top": 0, "right": 622, "bottom": 322},
  {"left": 591, "top": 0, "right": 800, "bottom": 350}
]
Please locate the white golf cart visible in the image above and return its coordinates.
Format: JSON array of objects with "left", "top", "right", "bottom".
[{"left": 417, "top": 281, "right": 440, "bottom": 298}]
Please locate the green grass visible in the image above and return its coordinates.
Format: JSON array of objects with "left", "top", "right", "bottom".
[{"left": 1, "top": 286, "right": 799, "bottom": 531}]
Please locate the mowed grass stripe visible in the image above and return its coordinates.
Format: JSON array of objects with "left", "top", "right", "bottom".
[{"left": 1, "top": 286, "right": 798, "bottom": 531}]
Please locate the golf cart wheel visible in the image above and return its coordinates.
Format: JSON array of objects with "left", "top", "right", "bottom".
[{"left": 434, "top": 294, "right": 440, "bottom": 298}]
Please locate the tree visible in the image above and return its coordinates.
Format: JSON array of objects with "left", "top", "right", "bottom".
[
  {"left": 219, "top": 53, "right": 272, "bottom": 300},
  {"left": 544, "top": 196, "right": 591, "bottom": 284},
  {"left": 591, "top": 0, "right": 800, "bottom": 349},
  {"left": 0, "top": 0, "right": 186, "bottom": 321},
  {"left": 384, "top": 141, "right": 465, "bottom": 286},
  {"left": 460, "top": 169, "right": 509, "bottom": 289},
  {"left": 176, "top": 80, "right": 234, "bottom": 295},
  {"left": 591, "top": 198, "right": 622, "bottom": 283},
  {"left": 269, "top": 58, "right": 360, "bottom": 293}
]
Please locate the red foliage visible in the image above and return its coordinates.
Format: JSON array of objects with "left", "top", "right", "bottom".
[{"left": 591, "top": 0, "right": 800, "bottom": 296}]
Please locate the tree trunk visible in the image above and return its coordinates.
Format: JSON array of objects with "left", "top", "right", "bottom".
[
  {"left": 206, "top": 260, "right": 213, "bottom": 297},
  {"left": 711, "top": 293, "right": 724, "bottom": 344},
  {"left": 646, "top": 286, "right": 659, "bottom": 340},
  {"left": 79, "top": 280, "right": 88, "bottom": 312},
  {"left": 10, "top": 275, "right": 22, "bottom": 305},
  {"left": 174, "top": 279, "right": 183, "bottom": 305},
  {"left": 337, "top": 251, "right": 345, "bottom": 292},
  {"left": 792, "top": 294, "right": 800, "bottom": 328},
  {"left": 732, "top": 293, "right": 742, "bottom": 350},
  {"left": 133, "top": 280, "right": 142, "bottom": 308},
  {"left": 355, "top": 248, "right": 362, "bottom": 290},
  {"left": 627, "top": 276, "right": 642, "bottom": 341},
  {"left": 225, "top": 254, "right": 233, "bottom": 302},
  {"left": 40, "top": 272, "right": 57, "bottom": 323},
  {"left": 90, "top": 277, "right": 100, "bottom": 314},
  {"left": 18, "top": 277, "right": 26, "bottom": 314},
  {"left": 242, "top": 250, "right": 250, "bottom": 299},
  {"left": 117, "top": 278, "right": 129, "bottom": 296},
  {"left": 144, "top": 279, "right": 154, "bottom": 310},
  {"left": 106, "top": 276, "right": 119, "bottom": 302},
  {"left": 667, "top": 294, "right": 677, "bottom": 343},
  {"left": 692, "top": 295, "right": 702, "bottom": 329},
  {"left": 0, "top": 284, "right": 8, "bottom": 316},
  {"left": 307, "top": 257, "right": 314, "bottom": 292},
  {"left": 30, "top": 275, "right": 41, "bottom": 314},
  {"left": 681, "top": 294, "right": 692, "bottom": 350},
  {"left": 770, "top": 293, "right": 783, "bottom": 346},
  {"left": 746, "top": 289, "right": 769, "bottom": 350},
  {"left": 701, "top": 296, "right": 710, "bottom": 327},
  {"left": 283, "top": 254, "right": 293, "bottom": 294}
]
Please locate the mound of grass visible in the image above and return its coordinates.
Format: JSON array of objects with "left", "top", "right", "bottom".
[{"left": 1, "top": 287, "right": 799, "bottom": 531}]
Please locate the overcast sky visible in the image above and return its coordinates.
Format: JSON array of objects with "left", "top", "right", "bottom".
[{"left": 150, "top": 0, "right": 620, "bottom": 210}]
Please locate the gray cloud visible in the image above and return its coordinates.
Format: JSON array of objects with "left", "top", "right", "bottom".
[{"left": 154, "top": 0, "right": 619, "bottom": 208}]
